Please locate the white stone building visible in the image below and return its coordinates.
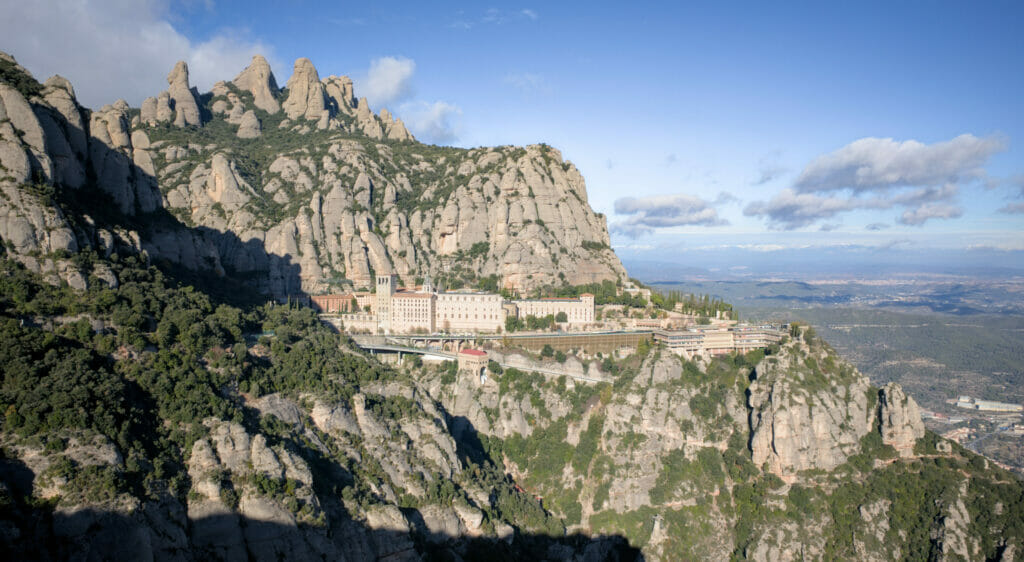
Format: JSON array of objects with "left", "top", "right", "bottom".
[{"left": 511, "top": 294, "right": 595, "bottom": 325}]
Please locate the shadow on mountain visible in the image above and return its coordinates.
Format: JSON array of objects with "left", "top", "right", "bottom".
[
  {"left": 1, "top": 451, "right": 640, "bottom": 561},
  {"left": 49, "top": 120, "right": 305, "bottom": 308}
]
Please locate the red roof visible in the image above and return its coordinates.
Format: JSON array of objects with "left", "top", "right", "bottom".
[
  {"left": 580, "top": 293, "right": 594, "bottom": 297},
  {"left": 459, "top": 349, "right": 488, "bottom": 356}
]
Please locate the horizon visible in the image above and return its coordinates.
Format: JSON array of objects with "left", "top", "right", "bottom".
[{"left": 2, "top": 0, "right": 1022, "bottom": 276}]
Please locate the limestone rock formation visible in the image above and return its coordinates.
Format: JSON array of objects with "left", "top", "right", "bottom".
[
  {"left": 232, "top": 54, "right": 280, "bottom": 114},
  {"left": 236, "top": 109, "right": 261, "bottom": 138},
  {"left": 380, "top": 108, "right": 413, "bottom": 142},
  {"left": 354, "top": 97, "right": 383, "bottom": 139},
  {"left": 166, "top": 61, "right": 202, "bottom": 127},
  {"left": 878, "top": 382, "right": 925, "bottom": 457},
  {"left": 748, "top": 341, "right": 873, "bottom": 478},
  {"left": 322, "top": 75, "right": 356, "bottom": 116},
  {"left": 88, "top": 100, "right": 161, "bottom": 214},
  {"left": 0, "top": 48, "right": 623, "bottom": 294},
  {"left": 282, "top": 58, "right": 327, "bottom": 121},
  {"left": 40, "top": 76, "right": 87, "bottom": 187}
]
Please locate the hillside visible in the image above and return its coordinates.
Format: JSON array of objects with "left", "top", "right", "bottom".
[
  {"left": 0, "top": 51, "right": 625, "bottom": 297},
  {"left": 1, "top": 50, "right": 1023, "bottom": 561}
]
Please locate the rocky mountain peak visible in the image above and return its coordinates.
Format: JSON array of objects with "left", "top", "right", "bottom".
[
  {"left": 0, "top": 48, "right": 624, "bottom": 293},
  {"left": 143, "top": 60, "right": 203, "bottom": 127},
  {"left": 232, "top": 54, "right": 279, "bottom": 114},
  {"left": 283, "top": 57, "right": 327, "bottom": 121},
  {"left": 42, "top": 74, "right": 75, "bottom": 97},
  {"left": 166, "top": 60, "right": 189, "bottom": 87},
  {"left": 322, "top": 75, "right": 355, "bottom": 114}
]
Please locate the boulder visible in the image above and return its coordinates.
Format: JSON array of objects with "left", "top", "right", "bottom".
[{"left": 236, "top": 110, "right": 261, "bottom": 138}]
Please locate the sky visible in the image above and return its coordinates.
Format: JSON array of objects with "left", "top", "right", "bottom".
[{"left": 2, "top": 0, "right": 1022, "bottom": 278}]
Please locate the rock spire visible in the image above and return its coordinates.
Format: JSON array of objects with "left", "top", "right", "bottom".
[
  {"left": 232, "top": 54, "right": 280, "bottom": 114},
  {"left": 167, "top": 61, "right": 202, "bottom": 127},
  {"left": 282, "top": 58, "right": 327, "bottom": 121}
]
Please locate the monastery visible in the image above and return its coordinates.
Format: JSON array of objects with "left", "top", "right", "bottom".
[{"left": 311, "top": 274, "right": 595, "bottom": 335}]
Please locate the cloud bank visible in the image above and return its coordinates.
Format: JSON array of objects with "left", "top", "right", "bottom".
[
  {"left": 360, "top": 56, "right": 416, "bottom": 107},
  {"left": 612, "top": 194, "right": 729, "bottom": 238},
  {"left": 399, "top": 101, "right": 463, "bottom": 144},
  {"left": 0, "top": 0, "right": 277, "bottom": 108},
  {"left": 794, "top": 134, "right": 1005, "bottom": 193},
  {"left": 745, "top": 134, "right": 1006, "bottom": 229}
]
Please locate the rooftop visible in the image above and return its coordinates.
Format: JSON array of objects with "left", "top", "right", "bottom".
[{"left": 459, "top": 349, "right": 488, "bottom": 356}]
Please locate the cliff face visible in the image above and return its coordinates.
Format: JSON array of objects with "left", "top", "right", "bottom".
[
  {"left": 428, "top": 332, "right": 1021, "bottom": 561},
  {"left": 747, "top": 336, "right": 874, "bottom": 478},
  {"left": 0, "top": 51, "right": 625, "bottom": 296}
]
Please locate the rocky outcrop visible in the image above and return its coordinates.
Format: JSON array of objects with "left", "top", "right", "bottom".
[
  {"left": 1, "top": 48, "right": 623, "bottom": 295},
  {"left": 89, "top": 100, "right": 161, "bottom": 214},
  {"left": 282, "top": 58, "right": 327, "bottom": 122},
  {"left": 322, "top": 75, "right": 356, "bottom": 116},
  {"left": 878, "top": 382, "right": 925, "bottom": 457},
  {"left": 38, "top": 76, "right": 87, "bottom": 188},
  {"left": 748, "top": 342, "right": 874, "bottom": 478},
  {"left": 380, "top": 108, "right": 413, "bottom": 142},
  {"left": 236, "top": 109, "right": 261, "bottom": 138},
  {"left": 166, "top": 61, "right": 202, "bottom": 127},
  {"left": 354, "top": 97, "right": 383, "bottom": 139},
  {"left": 232, "top": 54, "right": 280, "bottom": 114}
]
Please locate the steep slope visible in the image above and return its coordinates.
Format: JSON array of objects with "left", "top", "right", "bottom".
[
  {"left": 429, "top": 331, "right": 1024, "bottom": 561},
  {"left": 0, "top": 51, "right": 625, "bottom": 297},
  {"left": 0, "top": 255, "right": 639, "bottom": 561}
]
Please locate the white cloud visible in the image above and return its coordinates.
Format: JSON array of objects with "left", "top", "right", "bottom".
[
  {"left": 399, "top": 101, "right": 462, "bottom": 144},
  {"left": 521, "top": 9, "right": 539, "bottom": 20},
  {"left": 865, "top": 222, "right": 890, "bottom": 231},
  {"left": 897, "top": 203, "right": 963, "bottom": 225},
  {"left": 743, "top": 189, "right": 874, "bottom": 229},
  {"left": 360, "top": 56, "right": 416, "bottom": 107},
  {"left": 745, "top": 134, "right": 1001, "bottom": 229},
  {"left": 0, "top": 0, "right": 277, "bottom": 108},
  {"left": 744, "top": 185, "right": 966, "bottom": 229},
  {"left": 795, "top": 134, "right": 1005, "bottom": 193},
  {"left": 612, "top": 194, "right": 729, "bottom": 238}
]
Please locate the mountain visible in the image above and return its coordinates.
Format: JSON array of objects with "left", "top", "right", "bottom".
[
  {"left": 0, "top": 51, "right": 624, "bottom": 297},
  {"left": 1, "top": 50, "right": 1022, "bottom": 561}
]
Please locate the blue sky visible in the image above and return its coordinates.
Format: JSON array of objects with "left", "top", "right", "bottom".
[{"left": 3, "top": 0, "right": 1023, "bottom": 275}]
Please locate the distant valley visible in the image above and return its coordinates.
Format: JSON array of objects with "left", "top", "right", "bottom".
[{"left": 646, "top": 272, "right": 1024, "bottom": 474}]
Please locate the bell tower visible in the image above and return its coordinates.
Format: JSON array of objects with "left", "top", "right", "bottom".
[{"left": 376, "top": 273, "right": 396, "bottom": 333}]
